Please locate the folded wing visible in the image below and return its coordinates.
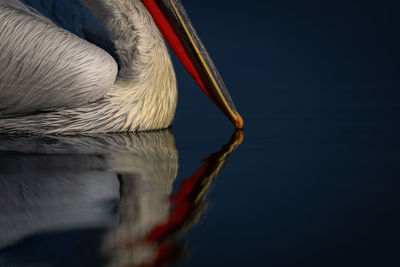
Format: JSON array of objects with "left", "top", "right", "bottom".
[{"left": 0, "top": 0, "right": 118, "bottom": 117}]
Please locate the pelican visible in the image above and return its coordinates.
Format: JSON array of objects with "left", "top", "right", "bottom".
[{"left": 0, "top": 0, "right": 243, "bottom": 134}]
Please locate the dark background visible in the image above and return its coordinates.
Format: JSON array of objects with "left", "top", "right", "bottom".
[
  {"left": 1, "top": 1, "right": 400, "bottom": 266},
  {"left": 172, "top": 1, "right": 400, "bottom": 266}
]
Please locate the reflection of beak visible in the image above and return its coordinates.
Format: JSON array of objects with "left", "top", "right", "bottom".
[
  {"left": 122, "top": 130, "right": 243, "bottom": 265},
  {"left": 146, "top": 130, "right": 244, "bottom": 243},
  {"left": 142, "top": 0, "right": 244, "bottom": 129}
]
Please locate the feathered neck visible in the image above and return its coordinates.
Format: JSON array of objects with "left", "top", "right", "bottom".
[{"left": 80, "top": 0, "right": 178, "bottom": 131}]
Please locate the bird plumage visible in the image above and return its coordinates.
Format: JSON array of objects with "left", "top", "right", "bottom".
[
  {"left": 20, "top": 0, "right": 120, "bottom": 62},
  {"left": 0, "top": 0, "right": 177, "bottom": 134}
]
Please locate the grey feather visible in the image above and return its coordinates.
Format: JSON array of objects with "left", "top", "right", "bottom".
[
  {"left": 0, "top": 0, "right": 177, "bottom": 134},
  {"left": 0, "top": 0, "right": 118, "bottom": 117}
]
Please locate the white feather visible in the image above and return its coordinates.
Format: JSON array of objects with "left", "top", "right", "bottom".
[{"left": 0, "top": 0, "right": 178, "bottom": 134}]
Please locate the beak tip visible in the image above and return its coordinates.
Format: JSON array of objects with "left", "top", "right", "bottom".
[{"left": 234, "top": 112, "right": 244, "bottom": 129}]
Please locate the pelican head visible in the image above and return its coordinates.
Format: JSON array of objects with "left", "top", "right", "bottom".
[
  {"left": 142, "top": 0, "right": 243, "bottom": 129},
  {"left": 0, "top": 0, "right": 243, "bottom": 133}
]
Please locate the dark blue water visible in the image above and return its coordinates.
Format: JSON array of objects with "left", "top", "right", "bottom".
[
  {"left": 172, "top": 2, "right": 400, "bottom": 266},
  {"left": 1, "top": 1, "right": 400, "bottom": 266}
]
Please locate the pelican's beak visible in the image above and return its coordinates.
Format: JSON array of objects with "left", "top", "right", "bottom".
[{"left": 142, "top": 0, "right": 243, "bottom": 129}]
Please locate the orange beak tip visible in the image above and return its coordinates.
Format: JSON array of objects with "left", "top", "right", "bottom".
[{"left": 235, "top": 112, "right": 244, "bottom": 129}]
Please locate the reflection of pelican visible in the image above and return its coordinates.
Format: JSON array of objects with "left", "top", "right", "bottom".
[
  {"left": 0, "top": 0, "right": 243, "bottom": 133},
  {"left": 109, "top": 131, "right": 243, "bottom": 266},
  {"left": 0, "top": 130, "right": 243, "bottom": 266},
  {"left": 0, "top": 130, "right": 178, "bottom": 250}
]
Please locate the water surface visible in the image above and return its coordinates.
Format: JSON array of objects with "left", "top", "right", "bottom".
[{"left": 0, "top": 131, "right": 242, "bottom": 266}]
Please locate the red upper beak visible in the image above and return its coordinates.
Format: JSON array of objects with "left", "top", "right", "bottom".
[{"left": 142, "top": 0, "right": 243, "bottom": 129}]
